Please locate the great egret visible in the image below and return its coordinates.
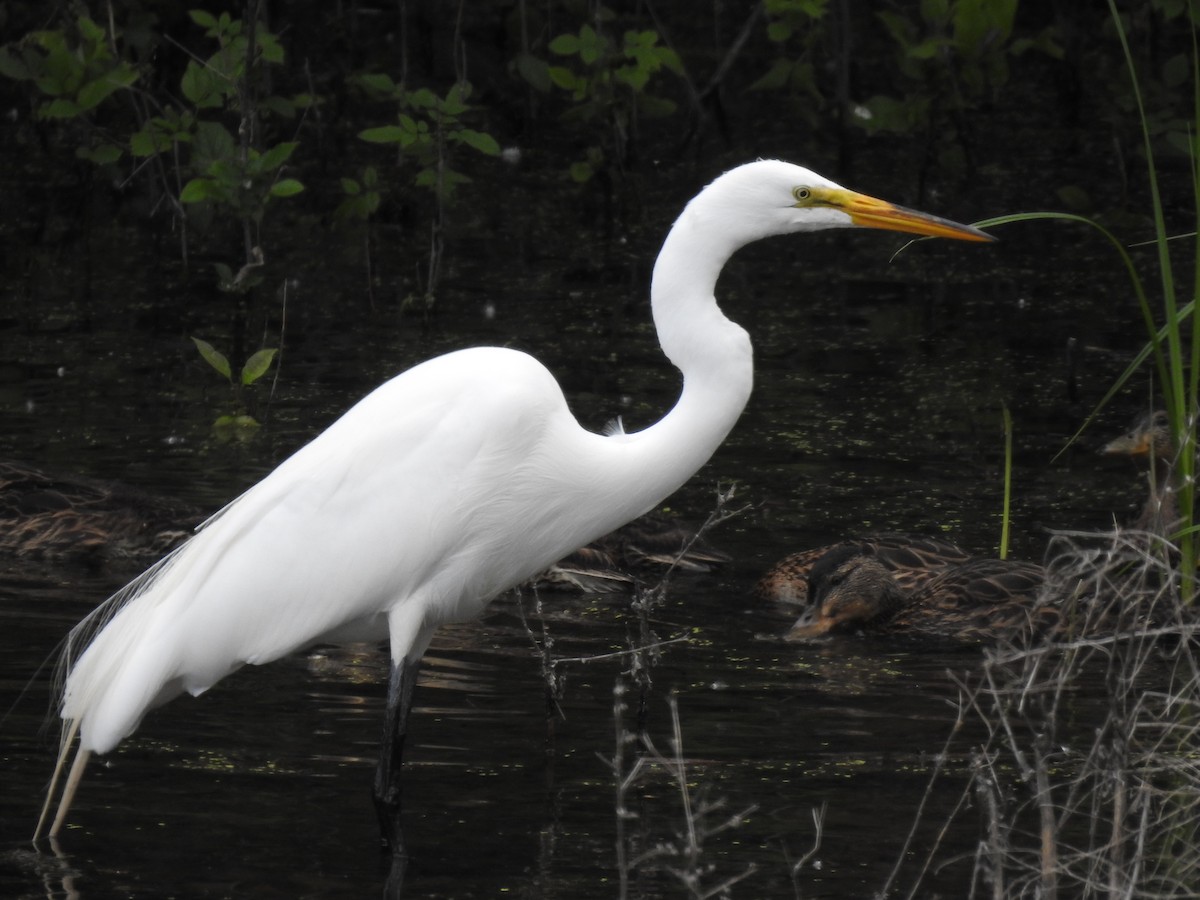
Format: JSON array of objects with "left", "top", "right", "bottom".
[
  {"left": 34, "top": 159, "right": 991, "bottom": 847},
  {"left": 785, "top": 545, "right": 1049, "bottom": 642}
]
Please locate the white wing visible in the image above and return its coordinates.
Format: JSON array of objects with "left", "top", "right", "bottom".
[{"left": 63, "top": 346, "right": 607, "bottom": 753}]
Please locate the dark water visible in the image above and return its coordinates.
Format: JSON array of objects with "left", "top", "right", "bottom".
[{"left": 0, "top": 138, "right": 1165, "bottom": 896}]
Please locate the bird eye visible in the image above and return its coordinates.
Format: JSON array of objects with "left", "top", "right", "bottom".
[{"left": 793, "top": 187, "right": 812, "bottom": 202}]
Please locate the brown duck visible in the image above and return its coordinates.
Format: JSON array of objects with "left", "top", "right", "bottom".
[
  {"left": 784, "top": 543, "right": 1054, "bottom": 643},
  {"left": 0, "top": 460, "right": 201, "bottom": 567},
  {"left": 756, "top": 532, "right": 974, "bottom": 605}
]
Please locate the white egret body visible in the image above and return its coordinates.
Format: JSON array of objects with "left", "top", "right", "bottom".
[{"left": 35, "top": 160, "right": 991, "bottom": 843}]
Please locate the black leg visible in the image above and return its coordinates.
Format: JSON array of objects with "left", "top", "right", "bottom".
[{"left": 374, "top": 656, "right": 420, "bottom": 857}]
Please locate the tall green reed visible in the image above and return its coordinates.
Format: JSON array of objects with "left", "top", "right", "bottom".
[{"left": 976, "top": 2, "right": 1198, "bottom": 600}]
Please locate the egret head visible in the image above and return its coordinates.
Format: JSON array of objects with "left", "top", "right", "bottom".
[{"left": 695, "top": 159, "right": 994, "bottom": 246}]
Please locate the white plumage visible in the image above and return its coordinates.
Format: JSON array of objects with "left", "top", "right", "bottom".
[{"left": 36, "top": 159, "right": 990, "bottom": 841}]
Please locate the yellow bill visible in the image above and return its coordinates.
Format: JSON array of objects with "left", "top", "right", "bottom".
[{"left": 813, "top": 186, "right": 994, "bottom": 243}]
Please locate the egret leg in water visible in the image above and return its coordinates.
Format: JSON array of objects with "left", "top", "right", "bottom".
[
  {"left": 34, "top": 161, "right": 992, "bottom": 866},
  {"left": 374, "top": 656, "right": 421, "bottom": 853}
]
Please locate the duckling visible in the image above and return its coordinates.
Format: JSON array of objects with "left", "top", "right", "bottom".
[
  {"left": 0, "top": 460, "right": 202, "bottom": 568},
  {"left": 1101, "top": 409, "right": 1184, "bottom": 534},
  {"left": 784, "top": 543, "right": 1052, "bottom": 643},
  {"left": 755, "top": 532, "right": 973, "bottom": 605}
]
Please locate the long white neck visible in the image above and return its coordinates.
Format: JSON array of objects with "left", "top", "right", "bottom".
[{"left": 622, "top": 192, "right": 756, "bottom": 499}]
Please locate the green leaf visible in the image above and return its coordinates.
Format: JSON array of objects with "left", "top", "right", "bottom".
[
  {"left": 205, "top": 157, "right": 239, "bottom": 187},
  {"left": 258, "top": 141, "right": 298, "bottom": 172},
  {"left": 335, "top": 193, "right": 378, "bottom": 222},
  {"left": 908, "top": 38, "right": 945, "bottom": 60},
  {"left": 40, "top": 97, "right": 82, "bottom": 119},
  {"left": 257, "top": 32, "right": 285, "bottom": 64},
  {"left": 569, "top": 160, "right": 594, "bottom": 183},
  {"left": 181, "top": 60, "right": 224, "bottom": 108},
  {"left": 213, "top": 413, "right": 261, "bottom": 443},
  {"left": 407, "top": 87, "right": 437, "bottom": 108},
  {"left": 77, "top": 16, "right": 106, "bottom": 45},
  {"left": 340, "top": 177, "right": 361, "bottom": 195},
  {"left": 441, "top": 83, "right": 469, "bottom": 116},
  {"left": 359, "top": 124, "right": 407, "bottom": 143},
  {"left": 577, "top": 25, "right": 605, "bottom": 65},
  {"left": 192, "top": 337, "right": 232, "bottom": 381},
  {"left": 767, "top": 21, "right": 793, "bottom": 42},
  {"left": 548, "top": 33, "right": 580, "bottom": 55},
  {"left": 77, "top": 143, "right": 122, "bottom": 165},
  {"left": 548, "top": 66, "right": 579, "bottom": 91},
  {"left": 269, "top": 178, "right": 304, "bottom": 198},
  {"left": 615, "top": 64, "right": 649, "bottom": 92},
  {"left": 454, "top": 129, "right": 501, "bottom": 156},
  {"left": 355, "top": 72, "right": 396, "bottom": 95},
  {"left": 657, "top": 46, "right": 684, "bottom": 75},
  {"left": 515, "top": 52, "right": 552, "bottom": 92},
  {"left": 189, "top": 9, "right": 219, "bottom": 30},
  {"left": 76, "top": 65, "right": 138, "bottom": 111},
  {"left": 180, "top": 178, "right": 215, "bottom": 203},
  {"left": 35, "top": 75, "right": 66, "bottom": 98},
  {"left": 191, "top": 120, "right": 237, "bottom": 172},
  {"left": 241, "top": 348, "right": 277, "bottom": 385}
]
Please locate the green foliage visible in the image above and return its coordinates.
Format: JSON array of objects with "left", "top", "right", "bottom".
[
  {"left": 192, "top": 337, "right": 276, "bottom": 387},
  {"left": 0, "top": 7, "right": 308, "bottom": 238},
  {"left": 179, "top": 134, "right": 304, "bottom": 223},
  {"left": 1096, "top": 1, "right": 1200, "bottom": 163},
  {"left": 0, "top": 16, "right": 139, "bottom": 121},
  {"left": 855, "top": 0, "right": 1061, "bottom": 173},
  {"left": 354, "top": 77, "right": 499, "bottom": 203},
  {"left": 172, "top": 9, "right": 306, "bottom": 227},
  {"left": 750, "top": 0, "right": 829, "bottom": 110},
  {"left": 544, "top": 24, "right": 682, "bottom": 103},
  {"left": 336, "top": 166, "right": 382, "bottom": 223},
  {"left": 192, "top": 336, "right": 277, "bottom": 441},
  {"left": 0, "top": 15, "right": 138, "bottom": 165},
  {"left": 179, "top": 9, "right": 285, "bottom": 110},
  {"left": 524, "top": 17, "right": 682, "bottom": 183}
]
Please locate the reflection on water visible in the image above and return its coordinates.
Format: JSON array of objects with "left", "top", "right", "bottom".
[{"left": 0, "top": 551, "right": 1160, "bottom": 897}]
